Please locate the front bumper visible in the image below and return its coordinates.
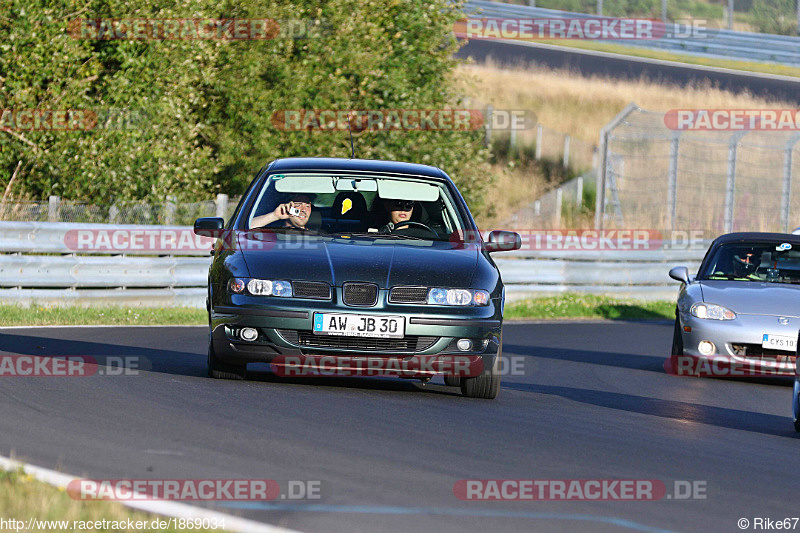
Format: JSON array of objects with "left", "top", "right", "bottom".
[
  {"left": 210, "top": 300, "right": 502, "bottom": 374},
  {"left": 679, "top": 312, "right": 797, "bottom": 375}
]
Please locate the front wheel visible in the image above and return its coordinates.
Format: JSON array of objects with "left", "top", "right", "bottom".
[
  {"left": 461, "top": 349, "right": 501, "bottom": 399},
  {"left": 671, "top": 312, "right": 684, "bottom": 356},
  {"left": 207, "top": 339, "right": 246, "bottom": 380}
]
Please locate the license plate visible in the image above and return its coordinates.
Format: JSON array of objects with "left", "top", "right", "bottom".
[
  {"left": 313, "top": 313, "right": 405, "bottom": 338},
  {"left": 762, "top": 334, "right": 797, "bottom": 350}
]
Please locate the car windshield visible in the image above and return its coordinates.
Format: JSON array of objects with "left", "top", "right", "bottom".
[
  {"left": 245, "top": 172, "right": 467, "bottom": 241},
  {"left": 698, "top": 241, "right": 800, "bottom": 283}
]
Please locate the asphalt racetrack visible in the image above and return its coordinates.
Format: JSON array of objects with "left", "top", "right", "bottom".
[
  {"left": 458, "top": 40, "right": 800, "bottom": 104},
  {"left": 0, "top": 322, "right": 796, "bottom": 533}
]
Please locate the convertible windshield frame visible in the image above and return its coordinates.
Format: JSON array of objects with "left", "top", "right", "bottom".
[{"left": 697, "top": 241, "right": 800, "bottom": 284}]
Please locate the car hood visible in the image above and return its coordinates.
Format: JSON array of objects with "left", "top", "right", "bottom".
[
  {"left": 238, "top": 234, "right": 480, "bottom": 288},
  {"left": 698, "top": 280, "right": 800, "bottom": 317}
]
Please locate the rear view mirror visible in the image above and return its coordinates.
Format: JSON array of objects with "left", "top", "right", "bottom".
[
  {"left": 194, "top": 217, "right": 225, "bottom": 237},
  {"left": 669, "top": 266, "right": 690, "bottom": 283},
  {"left": 485, "top": 230, "right": 522, "bottom": 253}
]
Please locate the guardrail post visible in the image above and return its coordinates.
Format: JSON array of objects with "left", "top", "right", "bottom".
[
  {"left": 216, "top": 194, "right": 229, "bottom": 219},
  {"left": 535, "top": 124, "right": 542, "bottom": 161},
  {"left": 563, "top": 134, "right": 571, "bottom": 169},
  {"left": 781, "top": 134, "right": 800, "bottom": 232},
  {"left": 666, "top": 133, "right": 680, "bottom": 231},
  {"left": 555, "top": 187, "right": 563, "bottom": 227},
  {"left": 484, "top": 105, "right": 493, "bottom": 147},
  {"left": 48, "top": 196, "right": 60, "bottom": 222}
]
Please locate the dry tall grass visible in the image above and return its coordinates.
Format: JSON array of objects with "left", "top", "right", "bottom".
[{"left": 461, "top": 62, "right": 798, "bottom": 229}]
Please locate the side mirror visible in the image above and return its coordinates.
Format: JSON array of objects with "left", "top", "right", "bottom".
[
  {"left": 194, "top": 217, "right": 225, "bottom": 237},
  {"left": 669, "top": 266, "right": 690, "bottom": 283},
  {"left": 485, "top": 230, "right": 522, "bottom": 253}
]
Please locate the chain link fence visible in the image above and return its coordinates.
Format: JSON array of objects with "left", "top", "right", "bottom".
[
  {"left": 596, "top": 104, "right": 800, "bottom": 235},
  {"left": 0, "top": 194, "right": 240, "bottom": 225}
]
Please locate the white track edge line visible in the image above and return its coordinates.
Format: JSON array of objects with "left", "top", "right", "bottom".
[{"left": 0, "top": 455, "right": 303, "bottom": 533}]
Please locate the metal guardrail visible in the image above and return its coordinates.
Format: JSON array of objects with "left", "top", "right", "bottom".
[
  {"left": 465, "top": 1, "right": 800, "bottom": 66},
  {"left": 0, "top": 222, "right": 704, "bottom": 306}
]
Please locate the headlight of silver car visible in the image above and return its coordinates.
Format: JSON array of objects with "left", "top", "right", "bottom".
[
  {"left": 427, "top": 288, "right": 490, "bottom": 306},
  {"left": 691, "top": 303, "right": 736, "bottom": 320}
]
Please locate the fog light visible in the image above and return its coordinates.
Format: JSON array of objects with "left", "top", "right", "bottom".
[
  {"left": 698, "top": 341, "right": 715, "bottom": 355},
  {"left": 240, "top": 327, "right": 258, "bottom": 342},
  {"left": 456, "top": 338, "right": 473, "bottom": 352}
]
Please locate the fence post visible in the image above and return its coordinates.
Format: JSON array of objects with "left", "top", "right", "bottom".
[
  {"left": 528, "top": 0, "right": 535, "bottom": 6},
  {"left": 48, "top": 195, "right": 60, "bottom": 222},
  {"left": 534, "top": 200, "right": 541, "bottom": 217},
  {"left": 555, "top": 187, "right": 563, "bottom": 227},
  {"left": 576, "top": 176, "right": 583, "bottom": 208},
  {"left": 109, "top": 205, "right": 119, "bottom": 224},
  {"left": 216, "top": 193, "right": 229, "bottom": 219},
  {"left": 165, "top": 195, "right": 176, "bottom": 225},
  {"left": 563, "top": 134, "right": 571, "bottom": 169},
  {"left": 597, "top": 0, "right": 603, "bottom": 16},
  {"left": 484, "top": 105, "right": 493, "bottom": 147},
  {"left": 666, "top": 133, "right": 680, "bottom": 232},
  {"left": 535, "top": 124, "right": 543, "bottom": 161},
  {"left": 724, "top": 131, "right": 748, "bottom": 233},
  {"left": 509, "top": 128, "right": 517, "bottom": 160},
  {"left": 661, "top": 0, "right": 667, "bottom": 21},
  {"left": 781, "top": 134, "right": 800, "bottom": 233},
  {"left": 595, "top": 102, "right": 639, "bottom": 230}
]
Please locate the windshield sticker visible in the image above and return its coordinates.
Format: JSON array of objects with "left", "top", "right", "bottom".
[
  {"left": 777, "top": 243, "right": 792, "bottom": 251},
  {"left": 272, "top": 174, "right": 285, "bottom": 181},
  {"left": 341, "top": 198, "right": 352, "bottom": 215}
]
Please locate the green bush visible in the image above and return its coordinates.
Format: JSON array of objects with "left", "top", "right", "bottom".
[{"left": 0, "top": 0, "right": 493, "bottom": 215}]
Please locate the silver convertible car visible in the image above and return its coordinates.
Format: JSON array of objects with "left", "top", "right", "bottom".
[{"left": 669, "top": 233, "right": 800, "bottom": 379}]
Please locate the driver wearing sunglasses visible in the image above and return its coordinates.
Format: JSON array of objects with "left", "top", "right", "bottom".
[{"left": 378, "top": 199, "right": 415, "bottom": 234}]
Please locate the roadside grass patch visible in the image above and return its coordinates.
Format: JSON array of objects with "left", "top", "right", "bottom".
[
  {"left": 0, "top": 468, "right": 213, "bottom": 532},
  {"left": 0, "top": 305, "right": 205, "bottom": 326},
  {"left": 505, "top": 293, "right": 674, "bottom": 320}
]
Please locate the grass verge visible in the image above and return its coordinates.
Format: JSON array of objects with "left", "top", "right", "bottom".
[
  {"left": 0, "top": 468, "right": 214, "bottom": 532},
  {"left": 0, "top": 296, "right": 674, "bottom": 326},
  {"left": 505, "top": 293, "right": 675, "bottom": 320},
  {"left": 0, "top": 306, "right": 205, "bottom": 326}
]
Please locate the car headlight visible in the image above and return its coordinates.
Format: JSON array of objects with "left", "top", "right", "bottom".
[
  {"left": 427, "top": 288, "right": 490, "bottom": 306},
  {"left": 228, "top": 278, "right": 293, "bottom": 297},
  {"left": 691, "top": 303, "right": 736, "bottom": 320},
  {"left": 247, "top": 279, "right": 292, "bottom": 297}
]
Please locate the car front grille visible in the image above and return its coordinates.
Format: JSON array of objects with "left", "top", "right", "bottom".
[
  {"left": 292, "top": 281, "right": 331, "bottom": 300},
  {"left": 342, "top": 282, "right": 378, "bottom": 306},
  {"left": 277, "top": 329, "right": 437, "bottom": 353},
  {"left": 389, "top": 286, "right": 428, "bottom": 304},
  {"left": 730, "top": 343, "right": 797, "bottom": 361}
]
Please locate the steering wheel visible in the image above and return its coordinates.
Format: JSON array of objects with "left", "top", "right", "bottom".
[{"left": 392, "top": 221, "right": 439, "bottom": 238}]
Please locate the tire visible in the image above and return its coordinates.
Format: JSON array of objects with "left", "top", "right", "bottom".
[
  {"left": 443, "top": 375, "right": 461, "bottom": 387},
  {"left": 207, "top": 339, "right": 246, "bottom": 380},
  {"left": 461, "top": 348, "right": 501, "bottom": 399},
  {"left": 793, "top": 379, "right": 800, "bottom": 433},
  {"left": 671, "top": 312, "right": 684, "bottom": 357},
  {"left": 794, "top": 419, "right": 800, "bottom": 433}
]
